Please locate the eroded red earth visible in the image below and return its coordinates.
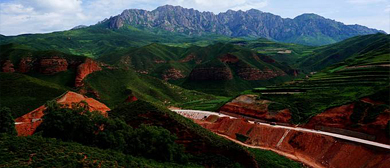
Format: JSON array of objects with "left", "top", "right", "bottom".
[{"left": 15, "top": 91, "right": 110, "bottom": 136}]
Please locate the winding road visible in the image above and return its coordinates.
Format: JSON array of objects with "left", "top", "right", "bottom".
[{"left": 172, "top": 109, "right": 390, "bottom": 150}]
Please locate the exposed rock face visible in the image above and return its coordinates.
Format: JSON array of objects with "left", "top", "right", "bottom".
[
  {"left": 15, "top": 91, "right": 110, "bottom": 136},
  {"left": 125, "top": 95, "right": 138, "bottom": 102},
  {"left": 104, "top": 5, "right": 384, "bottom": 45},
  {"left": 178, "top": 54, "right": 197, "bottom": 63},
  {"left": 305, "top": 99, "right": 390, "bottom": 144},
  {"left": 219, "top": 95, "right": 292, "bottom": 123},
  {"left": 161, "top": 68, "right": 185, "bottom": 80},
  {"left": 236, "top": 67, "right": 286, "bottom": 80},
  {"left": 198, "top": 117, "right": 390, "bottom": 168},
  {"left": 18, "top": 57, "right": 34, "bottom": 73},
  {"left": 75, "top": 58, "right": 102, "bottom": 87},
  {"left": 1, "top": 60, "right": 15, "bottom": 73},
  {"left": 221, "top": 95, "right": 390, "bottom": 144},
  {"left": 219, "top": 54, "right": 239, "bottom": 63},
  {"left": 39, "top": 57, "right": 68, "bottom": 74},
  {"left": 189, "top": 66, "right": 233, "bottom": 81}
]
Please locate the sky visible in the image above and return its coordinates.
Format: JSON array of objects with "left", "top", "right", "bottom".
[{"left": 0, "top": 0, "right": 389, "bottom": 35}]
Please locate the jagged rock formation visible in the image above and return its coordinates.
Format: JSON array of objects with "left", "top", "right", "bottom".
[{"left": 103, "top": 5, "right": 385, "bottom": 45}]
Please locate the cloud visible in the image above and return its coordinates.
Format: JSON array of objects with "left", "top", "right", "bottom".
[
  {"left": 0, "top": 0, "right": 88, "bottom": 35},
  {"left": 385, "top": 5, "right": 390, "bottom": 13},
  {"left": 347, "top": 0, "right": 386, "bottom": 4}
]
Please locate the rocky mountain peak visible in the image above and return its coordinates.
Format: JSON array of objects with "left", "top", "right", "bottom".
[{"left": 101, "top": 5, "right": 385, "bottom": 45}]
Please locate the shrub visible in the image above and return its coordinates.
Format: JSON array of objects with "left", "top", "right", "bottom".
[
  {"left": 0, "top": 107, "right": 17, "bottom": 135},
  {"left": 38, "top": 101, "right": 188, "bottom": 163},
  {"left": 235, "top": 133, "right": 249, "bottom": 143}
]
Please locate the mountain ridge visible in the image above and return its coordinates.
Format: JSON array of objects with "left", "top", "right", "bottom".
[{"left": 101, "top": 5, "right": 385, "bottom": 45}]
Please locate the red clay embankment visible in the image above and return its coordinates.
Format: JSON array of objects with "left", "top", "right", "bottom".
[
  {"left": 15, "top": 91, "right": 110, "bottom": 136},
  {"left": 197, "top": 117, "right": 390, "bottom": 168}
]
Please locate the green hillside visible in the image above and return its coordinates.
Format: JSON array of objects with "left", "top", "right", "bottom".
[
  {"left": 0, "top": 26, "right": 237, "bottom": 58},
  {"left": 252, "top": 62, "right": 389, "bottom": 123},
  {"left": 83, "top": 68, "right": 219, "bottom": 108},
  {"left": 298, "top": 33, "right": 389, "bottom": 71},
  {"left": 0, "top": 135, "right": 196, "bottom": 168},
  {"left": 98, "top": 43, "right": 296, "bottom": 96},
  {"left": 0, "top": 73, "right": 67, "bottom": 118},
  {"left": 230, "top": 38, "right": 316, "bottom": 65}
]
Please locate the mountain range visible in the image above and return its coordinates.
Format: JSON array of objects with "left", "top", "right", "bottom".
[{"left": 102, "top": 5, "right": 385, "bottom": 45}]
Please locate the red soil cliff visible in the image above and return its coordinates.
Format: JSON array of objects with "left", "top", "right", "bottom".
[
  {"left": 219, "top": 95, "right": 292, "bottom": 123},
  {"left": 305, "top": 99, "right": 390, "bottom": 144},
  {"left": 75, "top": 58, "right": 102, "bottom": 87},
  {"left": 15, "top": 91, "right": 110, "bottom": 136},
  {"left": 1, "top": 60, "right": 15, "bottom": 73},
  {"left": 162, "top": 68, "right": 185, "bottom": 80},
  {"left": 198, "top": 117, "right": 390, "bottom": 168},
  {"left": 220, "top": 95, "right": 389, "bottom": 144},
  {"left": 18, "top": 57, "right": 34, "bottom": 73},
  {"left": 39, "top": 57, "right": 68, "bottom": 74}
]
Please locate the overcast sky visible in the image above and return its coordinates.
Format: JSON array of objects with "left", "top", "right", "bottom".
[{"left": 0, "top": 0, "right": 389, "bottom": 35}]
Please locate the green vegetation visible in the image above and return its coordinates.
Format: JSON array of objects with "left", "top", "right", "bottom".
[
  {"left": 350, "top": 101, "right": 388, "bottom": 124},
  {"left": 0, "top": 72, "right": 67, "bottom": 118},
  {"left": 83, "top": 69, "right": 216, "bottom": 107},
  {"left": 298, "top": 34, "right": 390, "bottom": 72},
  {"left": 232, "top": 38, "right": 315, "bottom": 66},
  {"left": 97, "top": 42, "right": 296, "bottom": 96},
  {"left": 0, "top": 26, "right": 238, "bottom": 58},
  {"left": 0, "top": 107, "right": 16, "bottom": 135},
  {"left": 267, "top": 102, "right": 287, "bottom": 112},
  {"left": 109, "top": 100, "right": 258, "bottom": 167},
  {"left": 178, "top": 96, "right": 232, "bottom": 111},
  {"left": 253, "top": 65, "right": 389, "bottom": 123},
  {"left": 0, "top": 134, "right": 198, "bottom": 168},
  {"left": 0, "top": 43, "right": 86, "bottom": 66},
  {"left": 235, "top": 133, "right": 249, "bottom": 143},
  {"left": 248, "top": 148, "right": 303, "bottom": 168},
  {"left": 38, "top": 101, "right": 188, "bottom": 163}
]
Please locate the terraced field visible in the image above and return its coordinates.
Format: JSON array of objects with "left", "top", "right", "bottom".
[{"left": 252, "top": 65, "right": 390, "bottom": 123}]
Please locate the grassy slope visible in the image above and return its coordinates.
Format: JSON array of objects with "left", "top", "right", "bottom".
[
  {"left": 298, "top": 33, "right": 389, "bottom": 72},
  {"left": 231, "top": 38, "right": 316, "bottom": 66},
  {"left": 99, "top": 42, "right": 295, "bottom": 96},
  {"left": 109, "top": 100, "right": 302, "bottom": 167},
  {"left": 0, "top": 73, "right": 67, "bottom": 118},
  {"left": 0, "top": 135, "right": 198, "bottom": 168},
  {"left": 248, "top": 148, "right": 302, "bottom": 168},
  {"left": 0, "top": 26, "right": 240, "bottom": 58},
  {"left": 253, "top": 66, "right": 389, "bottom": 123},
  {"left": 83, "top": 68, "right": 219, "bottom": 108},
  {"left": 248, "top": 34, "right": 390, "bottom": 123}
]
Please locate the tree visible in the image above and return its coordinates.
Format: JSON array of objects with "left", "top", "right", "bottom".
[{"left": 0, "top": 107, "right": 17, "bottom": 135}]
